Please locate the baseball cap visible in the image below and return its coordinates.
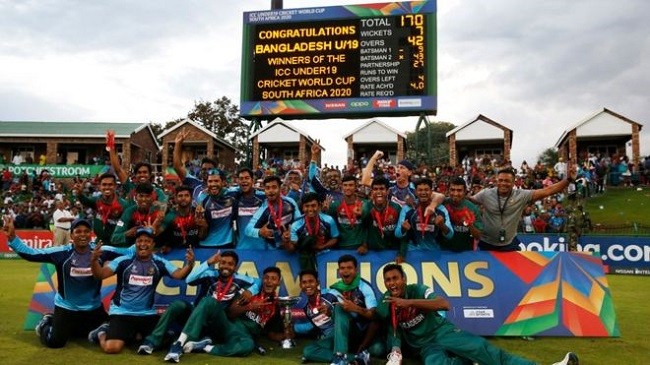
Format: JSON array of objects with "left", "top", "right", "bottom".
[
  {"left": 398, "top": 160, "right": 415, "bottom": 171},
  {"left": 70, "top": 218, "right": 92, "bottom": 230},
  {"left": 135, "top": 227, "right": 155, "bottom": 238}
]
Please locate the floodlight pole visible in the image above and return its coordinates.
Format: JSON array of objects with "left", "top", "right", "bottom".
[{"left": 414, "top": 113, "right": 432, "bottom": 165}]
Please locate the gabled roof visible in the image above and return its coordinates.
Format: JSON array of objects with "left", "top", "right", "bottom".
[
  {"left": 446, "top": 114, "right": 512, "bottom": 138},
  {"left": 554, "top": 108, "right": 643, "bottom": 148},
  {"left": 0, "top": 121, "right": 160, "bottom": 149},
  {"left": 158, "top": 119, "right": 235, "bottom": 150},
  {"left": 344, "top": 118, "right": 406, "bottom": 139},
  {"left": 249, "top": 118, "right": 322, "bottom": 149}
]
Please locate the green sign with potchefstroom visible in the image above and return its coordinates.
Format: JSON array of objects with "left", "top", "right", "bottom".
[{"left": 0, "top": 164, "right": 110, "bottom": 178}]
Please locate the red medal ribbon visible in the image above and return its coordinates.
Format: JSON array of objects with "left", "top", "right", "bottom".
[
  {"left": 417, "top": 206, "right": 431, "bottom": 238},
  {"left": 175, "top": 213, "right": 193, "bottom": 245},
  {"left": 268, "top": 198, "right": 284, "bottom": 230},
  {"left": 372, "top": 206, "right": 391, "bottom": 238},
  {"left": 341, "top": 199, "right": 360, "bottom": 227},
  {"left": 305, "top": 216, "right": 320, "bottom": 237},
  {"left": 215, "top": 275, "right": 234, "bottom": 301},
  {"left": 391, "top": 303, "right": 398, "bottom": 336},
  {"left": 309, "top": 292, "right": 321, "bottom": 314}
]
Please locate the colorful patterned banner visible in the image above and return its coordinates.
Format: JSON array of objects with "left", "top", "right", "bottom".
[{"left": 23, "top": 249, "right": 619, "bottom": 337}]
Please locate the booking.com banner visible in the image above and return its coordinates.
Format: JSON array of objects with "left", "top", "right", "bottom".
[
  {"left": 24, "top": 248, "right": 618, "bottom": 337},
  {"left": 518, "top": 234, "right": 650, "bottom": 275}
]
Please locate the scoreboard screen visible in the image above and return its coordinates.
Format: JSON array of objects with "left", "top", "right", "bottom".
[{"left": 240, "top": 1, "right": 437, "bottom": 119}]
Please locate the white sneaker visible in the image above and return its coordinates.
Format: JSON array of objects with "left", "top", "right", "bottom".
[
  {"left": 386, "top": 350, "right": 402, "bottom": 365},
  {"left": 551, "top": 352, "right": 579, "bottom": 365}
]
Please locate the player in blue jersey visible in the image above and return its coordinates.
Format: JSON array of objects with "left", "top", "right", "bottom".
[
  {"left": 245, "top": 175, "right": 300, "bottom": 250},
  {"left": 328, "top": 254, "right": 383, "bottom": 365},
  {"left": 395, "top": 178, "right": 454, "bottom": 256},
  {"left": 232, "top": 168, "right": 267, "bottom": 249},
  {"left": 172, "top": 128, "right": 218, "bottom": 203},
  {"left": 199, "top": 168, "right": 237, "bottom": 247},
  {"left": 4, "top": 217, "right": 130, "bottom": 348},
  {"left": 89, "top": 227, "right": 195, "bottom": 354},
  {"left": 164, "top": 250, "right": 260, "bottom": 362},
  {"left": 288, "top": 192, "right": 339, "bottom": 270},
  {"left": 361, "top": 150, "right": 417, "bottom": 208},
  {"left": 295, "top": 269, "right": 342, "bottom": 363}
]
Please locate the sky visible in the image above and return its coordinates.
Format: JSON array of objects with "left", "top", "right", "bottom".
[{"left": 1, "top": 0, "right": 649, "bottom": 168}]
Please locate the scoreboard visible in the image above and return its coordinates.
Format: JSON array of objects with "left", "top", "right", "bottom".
[{"left": 240, "top": 1, "right": 436, "bottom": 119}]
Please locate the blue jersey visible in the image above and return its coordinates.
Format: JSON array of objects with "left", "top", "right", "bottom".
[
  {"left": 294, "top": 289, "right": 340, "bottom": 338},
  {"left": 330, "top": 279, "right": 377, "bottom": 330},
  {"left": 201, "top": 190, "right": 237, "bottom": 247},
  {"left": 389, "top": 182, "right": 416, "bottom": 207},
  {"left": 186, "top": 262, "right": 260, "bottom": 305},
  {"left": 245, "top": 196, "right": 300, "bottom": 249},
  {"left": 108, "top": 254, "right": 177, "bottom": 315},
  {"left": 9, "top": 237, "right": 131, "bottom": 311},
  {"left": 234, "top": 189, "right": 267, "bottom": 249},
  {"left": 183, "top": 174, "right": 206, "bottom": 203},
  {"left": 290, "top": 212, "right": 340, "bottom": 250},
  {"left": 395, "top": 205, "right": 454, "bottom": 251}
]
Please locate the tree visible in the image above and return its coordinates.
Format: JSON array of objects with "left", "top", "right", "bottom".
[
  {"left": 187, "top": 97, "right": 250, "bottom": 164},
  {"left": 405, "top": 121, "right": 456, "bottom": 166},
  {"left": 537, "top": 147, "right": 559, "bottom": 166}
]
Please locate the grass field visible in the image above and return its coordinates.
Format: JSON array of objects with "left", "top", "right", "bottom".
[
  {"left": 583, "top": 186, "right": 650, "bottom": 226},
  {"left": 0, "top": 260, "right": 648, "bottom": 365}
]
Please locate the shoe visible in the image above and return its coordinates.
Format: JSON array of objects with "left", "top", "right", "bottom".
[
  {"left": 354, "top": 350, "right": 370, "bottom": 365},
  {"left": 35, "top": 313, "right": 53, "bottom": 337},
  {"left": 386, "top": 350, "right": 402, "bottom": 365},
  {"left": 330, "top": 352, "right": 348, "bottom": 365},
  {"left": 552, "top": 352, "right": 579, "bottom": 365},
  {"left": 87, "top": 322, "right": 109, "bottom": 343},
  {"left": 182, "top": 337, "right": 212, "bottom": 353},
  {"left": 164, "top": 341, "right": 183, "bottom": 363},
  {"left": 137, "top": 340, "right": 155, "bottom": 355}
]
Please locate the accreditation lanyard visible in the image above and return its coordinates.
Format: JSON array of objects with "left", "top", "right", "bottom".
[
  {"left": 268, "top": 198, "right": 284, "bottom": 229},
  {"left": 496, "top": 190, "right": 512, "bottom": 225},
  {"left": 341, "top": 199, "right": 360, "bottom": 227},
  {"left": 417, "top": 206, "right": 431, "bottom": 238},
  {"left": 215, "top": 275, "right": 234, "bottom": 301}
]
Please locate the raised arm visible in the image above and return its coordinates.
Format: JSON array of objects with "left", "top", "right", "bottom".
[
  {"left": 531, "top": 166, "right": 577, "bottom": 201},
  {"left": 107, "top": 130, "right": 128, "bottom": 183},
  {"left": 361, "top": 150, "right": 383, "bottom": 187},
  {"left": 172, "top": 128, "right": 189, "bottom": 181},
  {"left": 170, "top": 246, "right": 196, "bottom": 280}
]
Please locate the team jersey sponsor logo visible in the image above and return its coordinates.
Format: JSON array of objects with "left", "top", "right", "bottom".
[
  {"left": 129, "top": 274, "right": 154, "bottom": 286},
  {"left": 399, "top": 312, "right": 426, "bottom": 329},
  {"left": 238, "top": 207, "right": 259, "bottom": 216},
  {"left": 210, "top": 206, "right": 233, "bottom": 219},
  {"left": 312, "top": 313, "right": 332, "bottom": 328},
  {"left": 70, "top": 267, "right": 93, "bottom": 277}
]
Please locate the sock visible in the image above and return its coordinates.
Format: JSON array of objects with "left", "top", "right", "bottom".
[
  {"left": 178, "top": 333, "right": 188, "bottom": 346},
  {"left": 204, "top": 344, "right": 214, "bottom": 353}
]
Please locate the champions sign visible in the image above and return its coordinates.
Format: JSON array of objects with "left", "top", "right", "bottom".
[{"left": 23, "top": 249, "right": 618, "bottom": 337}]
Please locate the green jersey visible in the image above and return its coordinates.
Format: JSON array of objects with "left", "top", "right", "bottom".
[
  {"left": 77, "top": 194, "right": 127, "bottom": 246},
  {"left": 441, "top": 198, "right": 483, "bottom": 251},
  {"left": 376, "top": 284, "right": 446, "bottom": 349},
  {"left": 327, "top": 198, "right": 370, "bottom": 248},
  {"left": 364, "top": 201, "right": 407, "bottom": 256}
]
